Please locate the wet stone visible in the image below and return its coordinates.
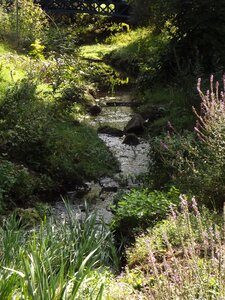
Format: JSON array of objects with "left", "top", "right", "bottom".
[
  {"left": 123, "top": 133, "right": 140, "bottom": 146},
  {"left": 98, "top": 125, "right": 123, "bottom": 137},
  {"left": 100, "top": 177, "right": 119, "bottom": 192}
]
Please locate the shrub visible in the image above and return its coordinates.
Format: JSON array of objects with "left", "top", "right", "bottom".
[
  {"left": 0, "top": 159, "right": 36, "bottom": 210},
  {"left": 0, "top": 78, "right": 51, "bottom": 168},
  {"left": 111, "top": 186, "right": 180, "bottom": 236}
]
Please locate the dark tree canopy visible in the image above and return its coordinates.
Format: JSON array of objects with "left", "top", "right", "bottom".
[{"left": 130, "top": 0, "right": 225, "bottom": 72}]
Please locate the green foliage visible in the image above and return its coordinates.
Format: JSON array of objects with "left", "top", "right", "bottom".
[
  {"left": 109, "top": 196, "right": 225, "bottom": 299},
  {"left": 112, "top": 187, "right": 180, "bottom": 235},
  {"left": 151, "top": 131, "right": 197, "bottom": 188},
  {"left": 0, "top": 205, "right": 118, "bottom": 298},
  {"left": 130, "top": 0, "right": 225, "bottom": 73},
  {"left": 44, "top": 24, "right": 79, "bottom": 55},
  {"left": 107, "top": 27, "right": 168, "bottom": 78},
  {"left": 0, "top": 159, "right": 40, "bottom": 210},
  {"left": 150, "top": 76, "right": 225, "bottom": 206},
  {"left": 0, "top": 78, "right": 51, "bottom": 168},
  {"left": 47, "top": 122, "right": 119, "bottom": 184},
  {"left": 29, "top": 39, "right": 45, "bottom": 59},
  {"left": 129, "top": 0, "right": 175, "bottom": 29},
  {"left": 169, "top": 0, "right": 225, "bottom": 72},
  {"left": 0, "top": 77, "right": 118, "bottom": 204},
  {"left": 0, "top": 0, "right": 49, "bottom": 48}
]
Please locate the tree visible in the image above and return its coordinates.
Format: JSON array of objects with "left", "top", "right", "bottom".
[{"left": 130, "top": 0, "right": 225, "bottom": 73}]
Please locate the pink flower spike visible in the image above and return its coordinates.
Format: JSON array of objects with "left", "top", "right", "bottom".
[
  {"left": 223, "top": 74, "right": 225, "bottom": 91},
  {"left": 180, "top": 194, "right": 188, "bottom": 210},
  {"left": 160, "top": 140, "right": 169, "bottom": 151},
  {"left": 170, "top": 205, "right": 177, "bottom": 220},
  {"left": 210, "top": 74, "right": 214, "bottom": 92},
  {"left": 197, "top": 78, "right": 201, "bottom": 93},
  {"left": 192, "top": 197, "right": 200, "bottom": 216}
]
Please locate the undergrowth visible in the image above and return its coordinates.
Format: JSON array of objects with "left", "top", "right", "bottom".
[{"left": 106, "top": 196, "right": 225, "bottom": 299}]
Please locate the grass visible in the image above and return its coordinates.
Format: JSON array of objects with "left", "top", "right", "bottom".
[
  {"left": 47, "top": 121, "right": 119, "bottom": 183},
  {"left": 79, "top": 27, "right": 156, "bottom": 61},
  {"left": 0, "top": 42, "right": 28, "bottom": 92},
  {"left": 0, "top": 202, "right": 119, "bottom": 299},
  {"left": 0, "top": 42, "right": 11, "bottom": 54}
]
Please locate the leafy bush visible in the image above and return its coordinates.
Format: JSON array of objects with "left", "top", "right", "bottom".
[
  {"left": 0, "top": 78, "right": 51, "bottom": 168},
  {"left": 0, "top": 0, "right": 49, "bottom": 48},
  {"left": 111, "top": 187, "right": 180, "bottom": 235},
  {"left": 0, "top": 159, "right": 38, "bottom": 210}
]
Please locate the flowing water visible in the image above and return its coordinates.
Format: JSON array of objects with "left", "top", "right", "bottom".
[{"left": 53, "top": 92, "right": 150, "bottom": 223}]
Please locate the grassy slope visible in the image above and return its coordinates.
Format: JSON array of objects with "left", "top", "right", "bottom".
[
  {"left": 80, "top": 28, "right": 150, "bottom": 60},
  {"left": 0, "top": 43, "right": 27, "bottom": 91}
]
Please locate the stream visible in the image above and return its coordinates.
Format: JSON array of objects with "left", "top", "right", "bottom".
[{"left": 53, "top": 92, "right": 150, "bottom": 223}]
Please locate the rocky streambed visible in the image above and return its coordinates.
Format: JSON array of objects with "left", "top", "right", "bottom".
[{"left": 53, "top": 92, "right": 150, "bottom": 223}]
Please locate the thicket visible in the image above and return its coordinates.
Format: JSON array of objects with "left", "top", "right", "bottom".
[{"left": 0, "top": 0, "right": 49, "bottom": 48}]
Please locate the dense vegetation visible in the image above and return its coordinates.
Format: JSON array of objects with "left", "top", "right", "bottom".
[{"left": 1, "top": 0, "right": 225, "bottom": 298}]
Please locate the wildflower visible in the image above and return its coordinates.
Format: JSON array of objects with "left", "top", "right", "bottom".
[
  {"left": 191, "top": 197, "right": 200, "bottom": 216},
  {"left": 160, "top": 140, "right": 169, "bottom": 151},
  {"left": 179, "top": 194, "right": 188, "bottom": 211}
]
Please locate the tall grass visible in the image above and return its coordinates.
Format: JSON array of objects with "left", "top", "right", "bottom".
[{"left": 0, "top": 202, "right": 119, "bottom": 299}]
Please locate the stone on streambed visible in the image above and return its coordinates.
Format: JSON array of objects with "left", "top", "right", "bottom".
[
  {"left": 124, "top": 113, "right": 145, "bottom": 134},
  {"left": 98, "top": 125, "right": 123, "bottom": 137},
  {"left": 140, "top": 105, "right": 166, "bottom": 123},
  {"left": 99, "top": 177, "right": 119, "bottom": 192},
  {"left": 122, "top": 133, "right": 140, "bottom": 146},
  {"left": 105, "top": 101, "right": 140, "bottom": 107},
  {"left": 83, "top": 183, "right": 102, "bottom": 203},
  {"left": 89, "top": 105, "right": 102, "bottom": 116}
]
